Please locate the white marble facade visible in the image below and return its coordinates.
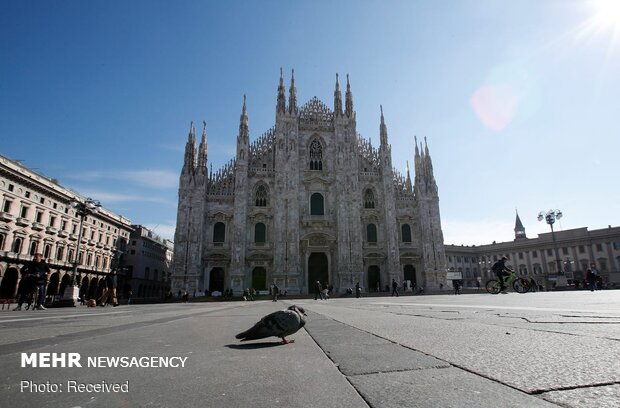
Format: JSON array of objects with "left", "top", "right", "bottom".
[{"left": 172, "top": 72, "right": 447, "bottom": 295}]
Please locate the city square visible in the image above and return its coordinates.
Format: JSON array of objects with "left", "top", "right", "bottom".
[
  {"left": 1, "top": 290, "right": 619, "bottom": 408},
  {"left": 2, "top": 1, "right": 620, "bottom": 407}
]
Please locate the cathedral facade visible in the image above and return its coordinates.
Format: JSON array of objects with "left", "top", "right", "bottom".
[{"left": 171, "top": 72, "right": 447, "bottom": 295}]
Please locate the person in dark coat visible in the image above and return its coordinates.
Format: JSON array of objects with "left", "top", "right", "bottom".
[
  {"left": 355, "top": 282, "right": 361, "bottom": 298},
  {"left": 391, "top": 279, "right": 399, "bottom": 297},
  {"left": 18, "top": 253, "right": 50, "bottom": 310},
  {"left": 454, "top": 280, "right": 461, "bottom": 295}
]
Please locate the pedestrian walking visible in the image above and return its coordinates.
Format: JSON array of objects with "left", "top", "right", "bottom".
[
  {"left": 314, "top": 281, "right": 324, "bottom": 300},
  {"left": 454, "top": 280, "right": 461, "bottom": 295},
  {"left": 391, "top": 279, "right": 399, "bottom": 297},
  {"left": 272, "top": 284, "right": 279, "bottom": 302},
  {"left": 586, "top": 269, "right": 597, "bottom": 291},
  {"left": 355, "top": 282, "right": 361, "bottom": 298}
]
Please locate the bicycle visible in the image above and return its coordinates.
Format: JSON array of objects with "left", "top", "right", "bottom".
[{"left": 485, "top": 270, "right": 530, "bottom": 294}]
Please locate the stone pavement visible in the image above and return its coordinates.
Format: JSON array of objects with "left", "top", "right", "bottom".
[{"left": 0, "top": 290, "right": 619, "bottom": 408}]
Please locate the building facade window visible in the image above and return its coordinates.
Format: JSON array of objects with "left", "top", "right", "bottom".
[
  {"left": 367, "top": 224, "right": 377, "bottom": 243},
  {"left": 12, "top": 237, "right": 22, "bottom": 253},
  {"left": 309, "top": 139, "right": 323, "bottom": 170},
  {"left": 213, "top": 222, "right": 226, "bottom": 244},
  {"left": 254, "top": 223, "right": 266, "bottom": 244},
  {"left": 364, "top": 189, "right": 375, "bottom": 209},
  {"left": 255, "top": 185, "right": 268, "bottom": 207},
  {"left": 310, "top": 193, "right": 324, "bottom": 215},
  {"left": 401, "top": 224, "right": 412, "bottom": 243},
  {"left": 56, "top": 246, "right": 64, "bottom": 261}
]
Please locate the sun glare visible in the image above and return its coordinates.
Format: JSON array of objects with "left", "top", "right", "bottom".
[{"left": 592, "top": 0, "right": 620, "bottom": 29}]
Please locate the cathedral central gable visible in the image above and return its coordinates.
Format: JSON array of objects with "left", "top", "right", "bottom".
[{"left": 299, "top": 97, "right": 333, "bottom": 130}]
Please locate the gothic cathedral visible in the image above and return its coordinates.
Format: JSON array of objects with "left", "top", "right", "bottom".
[{"left": 172, "top": 71, "right": 447, "bottom": 295}]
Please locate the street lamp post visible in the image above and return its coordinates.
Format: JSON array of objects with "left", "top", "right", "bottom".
[
  {"left": 62, "top": 197, "right": 101, "bottom": 305},
  {"left": 538, "top": 209, "right": 563, "bottom": 275}
]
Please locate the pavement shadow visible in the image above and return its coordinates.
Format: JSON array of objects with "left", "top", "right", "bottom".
[{"left": 225, "top": 342, "right": 284, "bottom": 349}]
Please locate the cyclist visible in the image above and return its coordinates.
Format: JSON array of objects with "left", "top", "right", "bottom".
[{"left": 491, "top": 256, "right": 512, "bottom": 294}]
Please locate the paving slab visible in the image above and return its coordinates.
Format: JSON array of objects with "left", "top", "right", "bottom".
[
  {"left": 540, "top": 384, "right": 620, "bottom": 408},
  {"left": 321, "top": 343, "right": 450, "bottom": 376},
  {"left": 348, "top": 368, "right": 558, "bottom": 408}
]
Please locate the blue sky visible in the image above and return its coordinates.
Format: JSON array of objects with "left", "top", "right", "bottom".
[{"left": 1, "top": 0, "right": 619, "bottom": 244}]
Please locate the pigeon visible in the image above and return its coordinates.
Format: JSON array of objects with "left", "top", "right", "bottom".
[{"left": 235, "top": 305, "right": 307, "bottom": 344}]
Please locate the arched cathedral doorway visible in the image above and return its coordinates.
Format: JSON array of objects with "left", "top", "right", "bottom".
[
  {"left": 368, "top": 265, "right": 380, "bottom": 292},
  {"left": 308, "top": 253, "right": 328, "bottom": 292},
  {"left": 209, "top": 268, "right": 225, "bottom": 293},
  {"left": 252, "top": 267, "right": 266, "bottom": 291},
  {"left": 404, "top": 265, "right": 416, "bottom": 287}
]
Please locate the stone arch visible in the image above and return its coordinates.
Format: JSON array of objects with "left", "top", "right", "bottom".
[
  {"left": 59, "top": 273, "right": 72, "bottom": 298},
  {"left": 80, "top": 276, "right": 90, "bottom": 299},
  {"left": 96, "top": 278, "right": 106, "bottom": 299},
  {"left": 0, "top": 267, "right": 19, "bottom": 298},
  {"left": 47, "top": 271, "right": 61, "bottom": 296}
]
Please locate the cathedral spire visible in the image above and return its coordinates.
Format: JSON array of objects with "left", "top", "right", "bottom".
[
  {"left": 514, "top": 209, "right": 527, "bottom": 240},
  {"left": 276, "top": 67, "right": 286, "bottom": 115},
  {"left": 238, "top": 95, "right": 250, "bottom": 159},
  {"left": 423, "top": 136, "right": 434, "bottom": 178},
  {"left": 334, "top": 73, "right": 343, "bottom": 116},
  {"left": 379, "top": 105, "right": 388, "bottom": 147},
  {"left": 288, "top": 69, "right": 297, "bottom": 115},
  {"left": 239, "top": 95, "right": 249, "bottom": 140},
  {"left": 345, "top": 74, "right": 354, "bottom": 117},
  {"left": 406, "top": 160, "right": 413, "bottom": 193},
  {"left": 197, "top": 121, "right": 208, "bottom": 170},
  {"left": 182, "top": 121, "right": 197, "bottom": 173}
]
